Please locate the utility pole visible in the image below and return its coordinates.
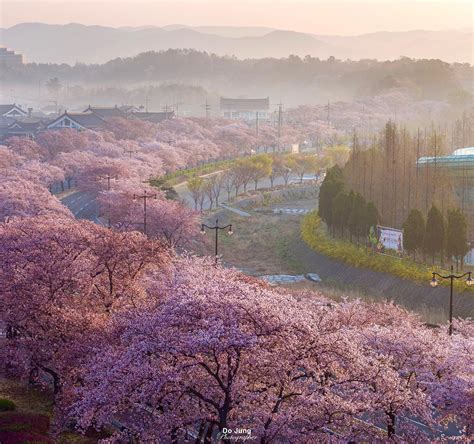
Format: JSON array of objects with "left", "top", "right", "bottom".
[
  {"left": 97, "top": 174, "right": 117, "bottom": 192},
  {"left": 277, "top": 102, "right": 283, "bottom": 140},
  {"left": 98, "top": 174, "right": 118, "bottom": 228},
  {"left": 49, "top": 100, "right": 58, "bottom": 114},
  {"left": 415, "top": 128, "right": 420, "bottom": 207},
  {"left": 256, "top": 111, "right": 259, "bottom": 136},
  {"left": 133, "top": 191, "right": 157, "bottom": 236},
  {"left": 124, "top": 149, "right": 136, "bottom": 159},
  {"left": 173, "top": 101, "right": 184, "bottom": 115},
  {"left": 352, "top": 127, "right": 357, "bottom": 188},
  {"left": 326, "top": 100, "right": 330, "bottom": 127},
  {"left": 202, "top": 100, "right": 211, "bottom": 119}
]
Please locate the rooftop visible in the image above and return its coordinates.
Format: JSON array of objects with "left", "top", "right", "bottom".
[
  {"left": 220, "top": 97, "right": 270, "bottom": 111},
  {"left": 48, "top": 111, "right": 106, "bottom": 129},
  {"left": 83, "top": 105, "right": 127, "bottom": 118},
  {"left": 131, "top": 111, "right": 174, "bottom": 123},
  {"left": 0, "top": 104, "right": 26, "bottom": 115},
  {"left": 418, "top": 147, "right": 474, "bottom": 168}
]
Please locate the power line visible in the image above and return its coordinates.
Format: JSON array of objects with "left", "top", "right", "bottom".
[{"left": 202, "top": 100, "right": 211, "bottom": 119}]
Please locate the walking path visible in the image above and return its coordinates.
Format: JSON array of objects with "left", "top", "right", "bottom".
[{"left": 218, "top": 203, "right": 252, "bottom": 217}]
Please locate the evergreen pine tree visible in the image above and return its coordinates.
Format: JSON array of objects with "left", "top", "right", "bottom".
[
  {"left": 424, "top": 205, "right": 445, "bottom": 265},
  {"left": 403, "top": 209, "right": 425, "bottom": 260},
  {"left": 319, "top": 165, "right": 344, "bottom": 232},
  {"left": 446, "top": 209, "right": 469, "bottom": 271}
]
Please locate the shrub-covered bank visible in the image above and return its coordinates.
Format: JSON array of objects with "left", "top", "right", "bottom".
[{"left": 301, "top": 211, "right": 473, "bottom": 292}]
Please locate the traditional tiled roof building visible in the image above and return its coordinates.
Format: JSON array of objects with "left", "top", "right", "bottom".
[{"left": 46, "top": 111, "right": 106, "bottom": 130}]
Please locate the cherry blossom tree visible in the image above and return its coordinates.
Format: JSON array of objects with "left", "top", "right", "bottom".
[
  {"left": 97, "top": 180, "right": 200, "bottom": 248},
  {"left": 13, "top": 160, "right": 65, "bottom": 188},
  {"left": 5, "top": 137, "right": 47, "bottom": 160},
  {"left": 104, "top": 117, "right": 157, "bottom": 141},
  {"left": 36, "top": 129, "right": 89, "bottom": 158},
  {"left": 0, "top": 216, "right": 169, "bottom": 393},
  {"left": 0, "top": 178, "right": 72, "bottom": 221},
  {"left": 64, "top": 258, "right": 472, "bottom": 442},
  {"left": 0, "top": 145, "right": 23, "bottom": 169}
]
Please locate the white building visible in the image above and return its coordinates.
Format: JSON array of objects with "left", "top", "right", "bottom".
[{"left": 220, "top": 97, "right": 270, "bottom": 121}]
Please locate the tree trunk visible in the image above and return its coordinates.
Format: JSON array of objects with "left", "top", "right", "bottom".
[
  {"left": 203, "top": 423, "right": 214, "bottom": 444},
  {"left": 39, "top": 365, "right": 61, "bottom": 395}
]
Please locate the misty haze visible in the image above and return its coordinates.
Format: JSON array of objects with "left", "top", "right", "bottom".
[{"left": 0, "top": 1, "right": 473, "bottom": 443}]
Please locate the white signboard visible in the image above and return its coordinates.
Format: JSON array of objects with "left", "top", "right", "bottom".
[
  {"left": 377, "top": 225, "right": 403, "bottom": 252},
  {"left": 465, "top": 247, "right": 474, "bottom": 266}
]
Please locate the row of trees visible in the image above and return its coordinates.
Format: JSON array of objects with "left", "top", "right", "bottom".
[
  {"left": 343, "top": 117, "right": 474, "bottom": 229},
  {"left": 404, "top": 206, "right": 470, "bottom": 268},
  {"left": 319, "top": 165, "right": 379, "bottom": 242},
  {"left": 187, "top": 153, "right": 323, "bottom": 210},
  {"left": 320, "top": 166, "right": 470, "bottom": 269},
  {"left": 1, "top": 215, "right": 472, "bottom": 442},
  {"left": 1, "top": 106, "right": 473, "bottom": 441}
]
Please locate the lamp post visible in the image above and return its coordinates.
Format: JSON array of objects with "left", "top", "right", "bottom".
[
  {"left": 97, "top": 173, "right": 117, "bottom": 192},
  {"left": 124, "top": 149, "right": 137, "bottom": 159},
  {"left": 133, "top": 191, "right": 157, "bottom": 236},
  {"left": 430, "top": 265, "right": 473, "bottom": 335},
  {"left": 200, "top": 219, "right": 233, "bottom": 265},
  {"left": 97, "top": 174, "right": 118, "bottom": 227}
]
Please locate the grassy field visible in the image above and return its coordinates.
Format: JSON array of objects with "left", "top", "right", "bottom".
[
  {"left": 200, "top": 206, "right": 307, "bottom": 276},
  {"left": 0, "top": 377, "right": 108, "bottom": 443}
]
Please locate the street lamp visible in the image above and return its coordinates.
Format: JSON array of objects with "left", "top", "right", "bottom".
[
  {"left": 97, "top": 174, "right": 118, "bottom": 228},
  {"left": 97, "top": 174, "right": 118, "bottom": 192},
  {"left": 133, "top": 191, "right": 157, "bottom": 236},
  {"left": 200, "top": 219, "right": 233, "bottom": 265},
  {"left": 124, "top": 149, "right": 137, "bottom": 159},
  {"left": 430, "top": 265, "right": 473, "bottom": 335}
]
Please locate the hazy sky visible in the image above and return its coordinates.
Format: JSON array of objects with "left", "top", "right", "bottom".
[{"left": 1, "top": 1, "right": 472, "bottom": 34}]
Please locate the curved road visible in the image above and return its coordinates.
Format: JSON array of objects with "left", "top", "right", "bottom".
[{"left": 59, "top": 183, "right": 473, "bottom": 323}]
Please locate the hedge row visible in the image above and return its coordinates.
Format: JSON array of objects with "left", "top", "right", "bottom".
[{"left": 301, "top": 211, "right": 472, "bottom": 292}]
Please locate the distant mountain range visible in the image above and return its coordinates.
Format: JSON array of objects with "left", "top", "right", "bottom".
[{"left": 0, "top": 23, "right": 472, "bottom": 64}]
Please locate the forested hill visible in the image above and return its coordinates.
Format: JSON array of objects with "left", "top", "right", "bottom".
[
  {"left": 0, "top": 23, "right": 472, "bottom": 64},
  {"left": 2, "top": 50, "right": 472, "bottom": 104}
]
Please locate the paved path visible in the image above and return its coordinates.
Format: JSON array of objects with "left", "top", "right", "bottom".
[
  {"left": 273, "top": 208, "right": 311, "bottom": 215},
  {"left": 218, "top": 203, "right": 252, "bottom": 217},
  {"left": 291, "top": 237, "right": 474, "bottom": 322},
  {"left": 61, "top": 191, "right": 101, "bottom": 223}
]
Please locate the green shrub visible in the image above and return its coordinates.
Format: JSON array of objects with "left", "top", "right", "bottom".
[
  {"left": 301, "top": 212, "right": 473, "bottom": 292},
  {"left": 0, "top": 399, "right": 16, "bottom": 412}
]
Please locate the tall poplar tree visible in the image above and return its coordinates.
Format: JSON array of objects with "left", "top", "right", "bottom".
[
  {"left": 424, "top": 205, "right": 445, "bottom": 265},
  {"left": 403, "top": 209, "right": 425, "bottom": 260},
  {"left": 446, "top": 209, "right": 469, "bottom": 271}
]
